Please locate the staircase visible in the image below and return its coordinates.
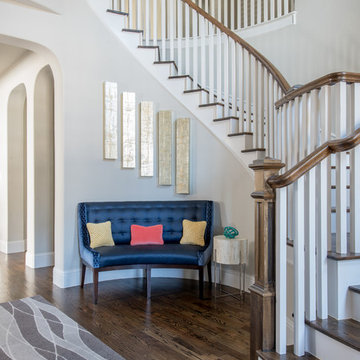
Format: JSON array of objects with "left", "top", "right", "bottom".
[{"left": 91, "top": 1, "right": 360, "bottom": 359}]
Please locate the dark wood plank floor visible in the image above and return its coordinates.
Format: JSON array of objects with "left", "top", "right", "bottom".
[{"left": 0, "top": 253, "right": 250, "bottom": 360}]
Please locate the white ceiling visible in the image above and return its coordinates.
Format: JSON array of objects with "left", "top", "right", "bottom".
[{"left": 0, "top": 43, "right": 29, "bottom": 78}]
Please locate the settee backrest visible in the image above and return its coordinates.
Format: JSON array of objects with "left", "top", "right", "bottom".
[{"left": 78, "top": 200, "right": 214, "bottom": 247}]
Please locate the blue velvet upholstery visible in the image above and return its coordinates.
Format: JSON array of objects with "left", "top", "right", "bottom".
[{"left": 78, "top": 201, "right": 214, "bottom": 269}]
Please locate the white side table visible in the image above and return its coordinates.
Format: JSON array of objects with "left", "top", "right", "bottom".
[{"left": 213, "top": 235, "right": 248, "bottom": 300}]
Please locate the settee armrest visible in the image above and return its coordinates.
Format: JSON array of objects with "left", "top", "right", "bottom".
[{"left": 198, "top": 236, "right": 213, "bottom": 266}]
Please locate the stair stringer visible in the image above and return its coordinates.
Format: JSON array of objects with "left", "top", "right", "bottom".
[{"left": 88, "top": 0, "right": 263, "bottom": 176}]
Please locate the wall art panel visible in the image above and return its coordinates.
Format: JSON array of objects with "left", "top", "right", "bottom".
[
  {"left": 103, "top": 82, "right": 118, "bottom": 160},
  {"left": 121, "top": 92, "right": 136, "bottom": 168},
  {"left": 140, "top": 101, "right": 154, "bottom": 177},
  {"left": 158, "top": 110, "right": 172, "bottom": 185},
  {"left": 175, "top": 118, "right": 190, "bottom": 194}
]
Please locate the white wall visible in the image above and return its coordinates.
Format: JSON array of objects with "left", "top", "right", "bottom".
[
  {"left": 34, "top": 65, "right": 54, "bottom": 259},
  {"left": 0, "top": 0, "right": 255, "bottom": 289},
  {"left": 7, "top": 83, "right": 27, "bottom": 253},
  {"left": 244, "top": 0, "right": 360, "bottom": 85}
]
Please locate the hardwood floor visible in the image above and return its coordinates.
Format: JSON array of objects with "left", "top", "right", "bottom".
[{"left": 0, "top": 253, "right": 251, "bottom": 360}]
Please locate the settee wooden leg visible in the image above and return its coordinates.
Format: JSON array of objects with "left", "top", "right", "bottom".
[
  {"left": 207, "top": 261, "right": 212, "bottom": 287},
  {"left": 81, "top": 264, "right": 86, "bottom": 288},
  {"left": 93, "top": 269, "right": 99, "bottom": 304},
  {"left": 146, "top": 265, "right": 151, "bottom": 299},
  {"left": 199, "top": 267, "right": 204, "bottom": 299}
]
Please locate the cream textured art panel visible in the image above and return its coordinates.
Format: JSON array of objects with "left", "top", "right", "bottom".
[
  {"left": 103, "top": 82, "right": 118, "bottom": 160},
  {"left": 176, "top": 118, "right": 190, "bottom": 194},
  {"left": 140, "top": 101, "right": 154, "bottom": 177},
  {"left": 121, "top": 92, "right": 136, "bottom": 168},
  {"left": 158, "top": 110, "right": 172, "bottom": 185}
]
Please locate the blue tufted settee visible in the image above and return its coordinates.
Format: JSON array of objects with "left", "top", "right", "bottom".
[{"left": 78, "top": 200, "right": 214, "bottom": 303}]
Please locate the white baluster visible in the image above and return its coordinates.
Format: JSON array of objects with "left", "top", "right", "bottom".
[
  {"left": 177, "top": 0, "right": 182, "bottom": 74},
  {"left": 145, "top": 0, "right": 150, "bottom": 45},
  {"left": 136, "top": 0, "right": 141, "bottom": 29},
  {"left": 210, "top": 0, "right": 215, "bottom": 17},
  {"left": 216, "top": 29, "right": 222, "bottom": 105},
  {"left": 351, "top": 83, "right": 360, "bottom": 253},
  {"left": 244, "top": 0, "right": 248, "bottom": 27},
  {"left": 269, "top": 75, "right": 275, "bottom": 157},
  {"left": 250, "top": 0, "right": 255, "bottom": 26},
  {"left": 238, "top": 45, "right": 244, "bottom": 132},
  {"left": 277, "top": 0, "right": 282, "bottom": 17},
  {"left": 336, "top": 82, "right": 348, "bottom": 254},
  {"left": 161, "top": 0, "right": 166, "bottom": 60},
  {"left": 121, "top": 0, "right": 125, "bottom": 11},
  {"left": 259, "top": 65, "right": 265, "bottom": 149},
  {"left": 192, "top": 9, "right": 198, "bottom": 90},
  {"left": 294, "top": 176, "right": 305, "bottom": 357},
  {"left": 230, "top": 0, "right": 235, "bottom": 29},
  {"left": 317, "top": 84, "right": 330, "bottom": 320},
  {"left": 306, "top": 166, "right": 317, "bottom": 322},
  {"left": 252, "top": 59, "right": 259, "bottom": 148},
  {"left": 293, "top": 97, "right": 300, "bottom": 164},
  {"left": 282, "top": 103, "right": 288, "bottom": 167},
  {"left": 246, "top": 53, "right": 252, "bottom": 132},
  {"left": 274, "top": 86, "right": 279, "bottom": 158},
  {"left": 256, "top": 0, "right": 261, "bottom": 24},
  {"left": 264, "top": 0, "right": 269, "bottom": 22},
  {"left": 128, "top": 0, "right": 133, "bottom": 28},
  {"left": 223, "top": 36, "right": 229, "bottom": 115},
  {"left": 185, "top": 3, "right": 190, "bottom": 76},
  {"left": 231, "top": 40, "right": 237, "bottom": 123},
  {"left": 205, "top": 0, "right": 209, "bottom": 13},
  {"left": 217, "top": 0, "right": 221, "bottom": 22},
  {"left": 276, "top": 186, "right": 287, "bottom": 354},
  {"left": 169, "top": 0, "right": 174, "bottom": 60},
  {"left": 224, "top": 0, "right": 228, "bottom": 27},
  {"left": 208, "top": 24, "right": 215, "bottom": 102},
  {"left": 200, "top": 16, "right": 206, "bottom": 91},
  {"left": 284, "top": 0, "right": 289, "bottom": 15},
  {"left": 270, "top": 0, "right": 275, "bottom": 20}
]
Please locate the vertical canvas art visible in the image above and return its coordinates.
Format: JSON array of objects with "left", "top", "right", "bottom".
[
  {"left": 103, "top": 82, "right": 118, "bottom": 160},
  {"left": 140, "top": 101, "right": 154, "bottom": 177},
  {"left": 158, "top": 110, "right": 172, "bottom": 185},
  {"left": 176, "top": 118, "right": 190, "bottom": 194},
  {"left": 121, "top": 92, "right": 136, "bottom": 168}
]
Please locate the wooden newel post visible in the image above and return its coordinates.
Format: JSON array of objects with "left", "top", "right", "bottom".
[{"left": 249, "top": 158, "right": 285, "bottom": 360}]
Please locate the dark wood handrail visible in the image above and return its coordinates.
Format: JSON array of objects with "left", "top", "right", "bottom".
[
  {"left": 181, "top": 0, "right": 291, "bottom": 93},
  {"left": 275, "top": 71, "right": 360, "bottom": 108},
  {"left": 267, "top": 127, "right": 360, "bottom": 189}
]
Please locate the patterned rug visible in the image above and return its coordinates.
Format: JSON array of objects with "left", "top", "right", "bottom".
[{"left": 0, "top": 295, "right": 124, "bottom": 360}]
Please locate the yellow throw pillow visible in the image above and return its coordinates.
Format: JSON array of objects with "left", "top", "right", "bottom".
[
  {"left": 86, "top": 221, "right": 115, "bottom": 249},
  {"left": 180, "top": 219, "right": 207, "bottom": 246}
]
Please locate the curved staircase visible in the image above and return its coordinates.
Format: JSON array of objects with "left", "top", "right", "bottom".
[{"left": 90, "top": 1, "right": 360, "bottom": 359}]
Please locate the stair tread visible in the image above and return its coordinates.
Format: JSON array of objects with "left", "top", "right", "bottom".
[
  {"left": 154, "top": 60, "right": 178, "bottom": 72},
  {"left": 349, "top": 285, "right": 360, "bottom": 294},
  {"left": 199, "top": 102, "right": 224, "bottom": 107},
  {"left": 214, "top": 116, "right": 239, "bottom": 122},
  {"left": 123, "top": 28, "right": 143, "bottom": 33},
  {"left": 183, "top": 88, "right": 207, "bottom": 94},
  {"left": 241, "top": 148, "right": 266, "bottom": 153},
  {"left": 228, "top": 132, "right": 253, "bottom": 137},
  {"left": 168, "top": 74, "right": 193, "bottom": 81},
  {"left": 306, "top": 317, "right": 360, "bottom": 352},
  {"left": 106, "top": 9, "right": 128, "bottom": 16},
  {"left": 257, "top": 346, "right": 318, "bottom": 359}
]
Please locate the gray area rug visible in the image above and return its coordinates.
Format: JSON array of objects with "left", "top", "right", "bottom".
[{"left": 0, "top": 295, "right": 124, "bottom": 360}]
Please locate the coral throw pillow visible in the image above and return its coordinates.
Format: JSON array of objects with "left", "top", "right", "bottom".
[
  {"left": 130, "top": 224, "right": 164, "bottom": 246},
  {"left": 86, "top": 221, "right": 115, "bottom": 249},
  {"left": 180, "top": 219, "right": 207, "bottom": 246}
]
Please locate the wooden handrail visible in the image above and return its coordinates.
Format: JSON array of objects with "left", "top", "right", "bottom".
[
  {"left": 181, "top": 0, "right": 291, "bottom": 93},
  {"left": 275, "top": 71, "right": 360, "bottom": 108},
  {"left": 267, "top": 127, "right": 360, "bottom": 189}
]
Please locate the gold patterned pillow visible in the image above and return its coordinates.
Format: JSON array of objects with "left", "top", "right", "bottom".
[
  {"left": 86, "top": 221, "right": 115, "bottom": 249},
  {"left": 180, "top": 219, "right": 207, "bottom": 246}
]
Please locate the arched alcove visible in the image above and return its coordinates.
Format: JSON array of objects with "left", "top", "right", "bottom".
[
  {"left": 33, "top": 65, "right": 54, "bottom": 263},
  {"left": 7, "top": 83, "right": 27, "bottom": 253}
]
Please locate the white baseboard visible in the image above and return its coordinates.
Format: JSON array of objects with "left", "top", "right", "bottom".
[
  {"left": 26, "top": 251, "right": 54, "bottom": 268},
  {"left": 0, "top": 239, "right": 25, "bottom": 254},
  {"left": 53, "top": 262, "right": 255, "bottom": 290}
]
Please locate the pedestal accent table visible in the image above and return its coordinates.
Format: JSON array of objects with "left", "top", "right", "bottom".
[{"left": 213, "top": 235, "right": 248, "bottom": 300}]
